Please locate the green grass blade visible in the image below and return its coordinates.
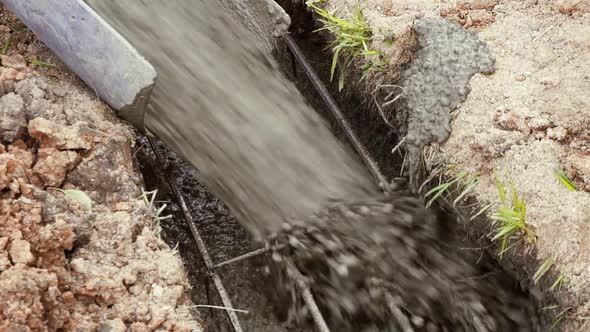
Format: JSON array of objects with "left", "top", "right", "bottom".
[
  {"left": 28, "top": 59, "right": 56, "bottom": 68},
  {"left": 554, "top": 169, "right": 578, "bottom": 191},
  {"left": 548, "top": 309, "right": 568, "bottom": 331},
  {"left": 362, "top": 50, "right": 381, "bottom": 56},
  {"left": 425, "top": 182, "right": 451, "bottom": 198},
  {"left": 533, "top": 256, "right": 555, "bottom": 285},
  {"left": 425, "top": 183, "right": 451, "bottom": 208},
  {"left": 498, "top": 238, "right": 523, "bottom": 257},
  {"left": 499, "top": 236, "right": 509, "bottom": 256},
  {"left": 330, "top": 46, "right": 342, "bottom": 82},
  {"left": 470, "top": 203, "right": 493, "bottom": 221},
  {"left": 453, "top": 177, "right": 478, "bottom": 206},
  {"left": 542, "top": 305, "right": 560, "bottom": 311},
  {"left": 53, "top": 188, "right": 93, "bottom": 211},
  {"left": 494, "top": 170, "right": 507, "bottom": 206},
  {"left": 492, "top": 223, "right": 517, "bottom": 241},
  {"left": 359, "top": 63, "right": 372, "bottom": 83},
  {"left": 308, "top": 3, "right": 377, "bottom": 92},
  {"left": 2, "top": 36, "right": 11, "bottom": 55},
  {"left": 549, "top": 274, "right": 564, "bottom": 292}
]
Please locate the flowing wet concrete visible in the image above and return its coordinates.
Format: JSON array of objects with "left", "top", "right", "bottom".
[{"left": 135, "top": 137, "right": 299, "bottom": 332}]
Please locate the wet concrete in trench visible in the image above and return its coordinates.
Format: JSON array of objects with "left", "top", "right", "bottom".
[
  {"left": 134, "top": 29, "right": 541, "bottom": 331},
  {"left": 132, "top": 32, "right": 393, "bottom": 332},
  {"left": 132, "top": 32, "right": 393, "bottom": 331},
  {"left": 136, "top": 136, "right": 293, "bottom": 332},
  {"left": 134, "top": 31, "right": 398, "bottom": 331}
]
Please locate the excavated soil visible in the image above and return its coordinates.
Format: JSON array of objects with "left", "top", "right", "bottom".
[
  {"left": 439, "top": 1, "right": 590, "bottom": 329},
  {"left": 0, "top": 6, "right": 201, "bottom": 331},
  {"left": 304, "top": 0, "right": 590, "bottom": 330}
]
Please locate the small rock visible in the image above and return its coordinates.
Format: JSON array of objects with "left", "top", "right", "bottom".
[
  {"left": 152, "top": 284, "right": 164, "bottom": 297},
  {"left": 32, "top": 148, "right": 80, "bottom": 187},
  {"left": 9, "top": 239, "right": 35, "bottom": 265},
  {"left": 98, "top": 319, "right": 126, "bottom": 332},
  {"left": 3, "top": 79, "right": 15, "bottom": 93},
  {"left": 84, "top": 278, "right": 99, "bottom": 291},
  {"left": 547, "top": 126, "right": 568, "bottom": 141},
  {"left": 493, "top": 112, "right": 523, "bottom": 131},
  {"left": 540, "top": 76, "right": 560, "bottom": 88},
  {"left": 28, "top": 117, "right": 94, "bottom": 150},
  {"left": 0, "top": 67, "right": 18, "bottom": 82},
  {"left": 130, "top": 284, "right": 143, "bottom": 295},
  {"left": 515, "top": 74, "right": 526, "bottom": 81},
  {"left": 70, "top": 257, "right": 87, "bottom": 273},
  {"left": 0, "top": 252, "right": 11, "bottom": 271},
  {"left": 0, "top": 93, "right": 26, "bottom": 142},
  {"left": 135, "top": 303, "right": 150, "bottom": 321},
  {"left": 122, "top": 272, "right": 137, "bottom": 286},
  {"left": 1, "top": 54, "right": 27, "bottom": 69},
  {"left": 62, "top": 291, "right": 76, "bottom": 306},
  {"left": 148, "top": 306, "right": 169, "bottom": 330},
  {"left": 550, "top": 0, "right": 590, "bottom": 16},
  {"left": 459, "top": 0, "right": 500, "bottom": 11},
  {"left": 565, "top": 154, "right": 590, "bottom": 190},
  {"left": 47, "top": 68, "right": 60, "bottom": 77},
  {"left": 527, "top": 116, "right": 552, "bottom": 131},
  {"left": 468, "top": 10, "right": 496, "bottom": 27},
  {"left": 113, "top": 202, "right": 132, "bottom": 211},
  {"left": 0, "top": 237, "right": 7, "bottom": 250},
  {"left": 52, "top": 85, "right": 68, "bottom": 97},
  {"left": 129, "top": 323, "right": 150, "bottom": 332}
]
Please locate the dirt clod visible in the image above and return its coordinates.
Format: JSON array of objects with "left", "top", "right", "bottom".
[
  {"left": 0, "top": 54, "right": 26, "bottom": 69},
  {"left": 28, "top": 117, "right": 94, "bottom": 150},
  {"left": 0, "top": 92, "right": 25, "bottom": 142},
  {"left": 8, "top": 239, "right": 34, "bottom": 265},
  {"left": 32, "top": 148, "right": 80, "bottom": 187}
]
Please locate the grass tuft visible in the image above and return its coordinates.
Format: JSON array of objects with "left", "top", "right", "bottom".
[
  {"left": 140, "top": 189, "right": 172, "bottom": 237},
  {"left": 549, "top": 308, "right": 569, "bottom": 331},
  {"left": 490, "top": 172, "right": 535, "bottom": 257},
  {"left": 533, "top": 256, "right": 555, "bottom": 285},
  {"left": 423, "top": 169, "right": 479, "bottom": 208},
  {"left": 549, "top": 273, "right": 565, "bottom": 292},
  {"left": 554, "top": 169, "right": 577, "bottom": 192},
  {"left": 470, "top": 202, "right": 493, "bottom": 221},
  {"left": 307, "top": 2, "right": 383, "bottom": 91}
]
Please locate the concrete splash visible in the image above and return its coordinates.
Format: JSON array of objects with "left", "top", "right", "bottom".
[{"left": 86, "top": 0, "right": 378, "bottom": 240}]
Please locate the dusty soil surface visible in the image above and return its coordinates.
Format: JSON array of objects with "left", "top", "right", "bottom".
[
  {"left": 439, "top": 1, "right": 590, "bottom": 329},
  {"left": 313, "top": 0, "right": 590, "bottom": 329},
  {"left": 0, "top": 6, "right": 201, "bottom": 331}
]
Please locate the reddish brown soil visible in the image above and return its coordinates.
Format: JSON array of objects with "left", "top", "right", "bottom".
[{"left": 0, "top": 6, "right": 201, "bottom": 331}]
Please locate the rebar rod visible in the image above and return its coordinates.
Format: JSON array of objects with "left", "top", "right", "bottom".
[
  {"left": 147, "top": 138, "right": 245, "bottom": 332},
  {"left": 212, "top": 246, "right": 270, "bottom": 270},
  {"left": 286, "top": 259, "right": 331, "bottom": 332},
  {"left": 283, "top": 34, "right": 389, "bottom": 188}
]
